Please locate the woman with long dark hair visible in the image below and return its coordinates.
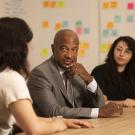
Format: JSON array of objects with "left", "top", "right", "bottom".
[
  {"left": 0, "top": 17, "right": 93, "bottom": 135},
  {"left": 91, "top": 36, "right": 135, "bottom": 107}
]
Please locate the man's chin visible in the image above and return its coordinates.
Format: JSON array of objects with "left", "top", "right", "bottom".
[
  {"left": 59, "top": 64, "right": 71, "bottom": 70},
  {"left": 62, "top": 65, "right": 69, "bottom": 70}
]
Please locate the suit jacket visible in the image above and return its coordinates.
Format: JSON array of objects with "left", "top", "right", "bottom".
[{"left": 28, "top": 57, "right": 105, "bottom": 118}]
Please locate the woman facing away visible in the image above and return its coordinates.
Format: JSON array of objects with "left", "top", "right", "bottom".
[
  {"left": 0, "top": 17, "right": 93, "bottom": 135},
  {"left": 91, "top": 36, "right": 135, "bottom": 107}
]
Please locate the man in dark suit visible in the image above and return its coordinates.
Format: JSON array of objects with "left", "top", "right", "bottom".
[{"left": 28, "top": 29, "right": 123, "bottom": 118}]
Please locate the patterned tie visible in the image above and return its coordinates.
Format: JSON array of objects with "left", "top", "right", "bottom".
[{"left": 63, "top": 71, "right": 74, "bottom": 106}]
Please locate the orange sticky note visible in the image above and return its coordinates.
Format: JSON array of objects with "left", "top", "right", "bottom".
[
  {"left": 82, "top": 42, "right": 89, "bottom": 49},
  {"left": 43, "top": 1, "right": 49, "bottom": 8},
  {"left": 107, "top": 22, "right": 114, "bottom": 29},
  {"left": 50, "top": 1, "right": 56, "bottom": 8},
  {"left": 110, "top": 1, "right": 117, "bottom": 8},
  {"left": 42, "top": 21, "right": 49, "bottom": 28},
  {"left": 102, "top": 2, "right": 109, "bottom": 9},
  {"left": 55, "top": 22, "right": 62, "bottom": 30}
]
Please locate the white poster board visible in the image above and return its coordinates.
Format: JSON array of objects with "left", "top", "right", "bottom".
[
  {"left": 99, "top": 0, "right": 135, "bottom": 63},
  {"left": 1, "top": 0, "right": 135, "bottom": 72}
]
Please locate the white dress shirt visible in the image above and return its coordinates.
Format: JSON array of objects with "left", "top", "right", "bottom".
[
  {"left": 87, "top": 78, "right": 99, "bottom": 118},
  {"left": 59, "top": 67, "right": 99, "bottom": 118}
]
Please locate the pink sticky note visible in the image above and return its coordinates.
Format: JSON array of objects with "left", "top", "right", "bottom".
[
  {"left": 76, "top": 27, "right": 83, "bottom": 34},
  {"left": 127, "top": 3, "right": 134, "bottom": 10}
]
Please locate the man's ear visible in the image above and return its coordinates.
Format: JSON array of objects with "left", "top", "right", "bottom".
[{"left": 51, "top": 44, "right": 54, "bottom": 53}]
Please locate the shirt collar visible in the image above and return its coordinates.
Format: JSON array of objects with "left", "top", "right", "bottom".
[{"left": 57, "top": 65, "right": 66, "bottom": 75}]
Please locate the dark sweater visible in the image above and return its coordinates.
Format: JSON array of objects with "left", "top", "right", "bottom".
[{"left": 91, "top": 64, "right": 135, "bottom": 100}]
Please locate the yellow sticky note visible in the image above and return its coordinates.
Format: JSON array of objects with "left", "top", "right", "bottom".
[
  {"left": 40, "top": 48, "right": 49, "bottom": 57},
  {"left": 107, "top": 22, "right": 114, "bottom": 29},
  {"left": 78, "top": 49, "right": 85, "bottom": 57},
  {"left": 100, "top": 43, "right": 111, "bottom": 53},
  {"left": 57, "top": 1, "right": 64, "bottom": 8},
  {"left": 55, "top": 22, "right": 62, "bottom": 30},
  {"left": 42, "top": 21, "right": 49, "bottom": 28},
  {"left": 102, "top": 2, "right": 109, "bottom": 9}
]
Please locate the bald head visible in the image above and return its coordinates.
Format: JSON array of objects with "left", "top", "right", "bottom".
[
  {"left": 53, "top": 29, "right": 79, "bottom": 46},
  {"left": 51, "top": 29, "right": 79, "bottom": 69}
]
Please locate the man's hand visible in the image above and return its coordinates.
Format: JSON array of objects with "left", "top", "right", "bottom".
[
  {"left": 99, "top": 102, "right": 123, "bottom": 118},
  {"left": 124, "top": 98, "right": 135, "bottom": 107},
  {"left": 67, "top": 63, "right": 93, "bottom": 84}
]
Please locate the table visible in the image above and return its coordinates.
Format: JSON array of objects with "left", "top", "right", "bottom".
[{"left": 17, "top": 108, "right": 135, "bottom": 135}]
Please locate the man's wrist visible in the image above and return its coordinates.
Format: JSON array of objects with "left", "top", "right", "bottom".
[{"left": 85, "top": 75, "right": 93, "bottom": 84}]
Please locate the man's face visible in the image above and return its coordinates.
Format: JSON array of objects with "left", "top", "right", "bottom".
[{"left": 52, "top": 33, "right": 79, "bottom": 69}]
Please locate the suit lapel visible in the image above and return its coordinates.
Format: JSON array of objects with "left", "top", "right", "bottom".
[{"left": 48, "top": 57, "right": 73, "bottom": 106}]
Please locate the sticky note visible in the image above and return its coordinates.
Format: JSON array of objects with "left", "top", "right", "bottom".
[
  {"left": 110, "top": 1, "right": 117, "bottom": 8},
  {"left": 102, "top": 29, "right": 109, "bottom": 38},
  {"left": 82, "top": 42, "right": 89, "bottom": 49},
  {"left": 62, "top": 21, "right": 69, "bottom": 27},
  {"left": 127, "top": 15, "right": 134, "bottom": 22},
  {"left": 76, "top": 27, "right": 83, "bottom": 34},
  {"left": 42, "top": 21, "right": 49, "bottom": 28},
  {"left": 55, "top": 22, "right": 62, "bottom": 30},
  {"left": 43, "top": 1, "right": 49, "bottom": 8},
  {"left": 75, "top": 20, "right": 82, "bottom": 27},
  {"left": 114, "top": 15, "right": 121, "bottom": 23},
  {"left": 111, "top": 29, "right": 118, "bottom": 37},
  {"left": 107, "top": 22, "right": 114, "bottom": 29},
  {"left": 84, "top": 27, "right": 90, "bottom": 34},
  {"left": 102, "top": 2, "right": 109, "bottom": 9},
  {"left": 40, "top": 48, "right": 49, "bottom": 57},
  {"left": 50, "top": 1, "right": 56, "bottom": 8},
  {"left": 78, "top": 49, "right": 85, "bottom": 57},
  {"left": 127, "top": 2, "right": 134, "bottom": 10},
  {"left": 100, "top": 43, "right": 111, "bottom": 53},
  {"left": 57, "top": 1, "right": 64, "bottom": 8}
]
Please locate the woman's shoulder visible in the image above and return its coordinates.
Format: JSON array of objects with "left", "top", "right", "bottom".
[
  {"left": 0, "top": 68, "right": 25, "bottom": 84},
  {"left": 92, "top": 63, "right": 107, "bottom": 74},
  {"left": 91, "top": 64, "right": 108, "bottom": 84}
]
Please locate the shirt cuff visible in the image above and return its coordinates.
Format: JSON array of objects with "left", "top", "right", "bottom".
[
  {"left": 87, "top": 78, "right": 97, "bottom": 93},
  {"left": 90, "top": 108, "right": 99, "bottom": 118}
]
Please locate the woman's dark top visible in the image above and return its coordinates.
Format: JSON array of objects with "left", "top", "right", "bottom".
[{"left": 91, "top": 64, "right": 135, "bottom": 100}]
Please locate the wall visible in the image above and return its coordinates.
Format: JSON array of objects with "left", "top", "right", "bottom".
[{"left": 0, "top": 0, "right": 135, "bottom": 72}]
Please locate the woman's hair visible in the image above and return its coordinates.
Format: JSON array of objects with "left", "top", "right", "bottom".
[
  {"left": 0, "top": 17, "right": 33, "bottom": 78},
  {"left": 105, "top": 36, "right": 135, "bottom": 96}
]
